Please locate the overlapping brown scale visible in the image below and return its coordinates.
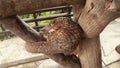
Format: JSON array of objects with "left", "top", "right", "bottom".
[{"left": 26, "top": 17, "right": 82, "bottom": 55}]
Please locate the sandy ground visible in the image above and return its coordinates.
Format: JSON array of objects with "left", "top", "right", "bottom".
[{"left": 0, "top": 19, "right": 120, "bottom": 68}]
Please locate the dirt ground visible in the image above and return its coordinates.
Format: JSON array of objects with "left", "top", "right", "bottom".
[{"left": 0, "top": 19, "right": 120, "bottom": 68}]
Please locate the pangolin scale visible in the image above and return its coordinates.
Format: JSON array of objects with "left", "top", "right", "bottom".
[{"left": 25, "top": 17, "right": 82, "bottom": 55}]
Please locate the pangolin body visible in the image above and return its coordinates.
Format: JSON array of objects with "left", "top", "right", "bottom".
[{"left": 25, "top": 17, "right": 82, "bottom": 55}]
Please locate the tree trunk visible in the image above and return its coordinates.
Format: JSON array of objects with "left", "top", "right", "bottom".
[
  {"left": 72, "top": 0, "right": 120, "bottom": 68},
  {"left": 78, "top": 0, "right": 120, "bottom": 38},
  {"left": 72, "top": 5, "right": 102, "bottom": 68},
  {"left": 77, "top": 38, "right": 102, "bottom": 68}
]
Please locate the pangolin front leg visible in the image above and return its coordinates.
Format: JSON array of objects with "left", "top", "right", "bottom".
[{"left": 25, "top": 17, "right": 82, "bottom": 55}]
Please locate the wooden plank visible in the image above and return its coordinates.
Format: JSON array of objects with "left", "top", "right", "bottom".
[
  {"left": 0, "top": 31, "right": 11, "bottom": 34},
  {"left": 0, "top": 55, "right": 49, "bottom": 68},
  {"left": 0, "top": 24, "right": 47, "bottom": 34}
]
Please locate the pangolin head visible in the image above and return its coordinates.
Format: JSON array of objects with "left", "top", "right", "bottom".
[{"left": 41, "top": 17, "right": 73, "bottom": 33}]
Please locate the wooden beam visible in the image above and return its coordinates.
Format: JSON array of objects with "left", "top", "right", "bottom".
[
  {"left": 0, "top": 0, "right": 84, "bottom": 18},
  {"left": 0, "top": 25, "right": 46, "bottom": 34},
  {"left": 0, "top": 55, "right": 48, "bottom": 68}
]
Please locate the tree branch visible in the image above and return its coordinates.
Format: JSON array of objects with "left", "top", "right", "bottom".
[
  {"left": 78, "top": 0, "right": 120, "bottom": 38},
  {"left": 0, "top": 0, "right": 84, "bottom": 18},
  {"left": 0, "top": 16, "right": 45, "bottom": 42},
  {"left": 78, "top": 38, "right": 102, "bottom": 68},
  {"left": 0, "top": 16, "right": 81, "bottom": 68}
]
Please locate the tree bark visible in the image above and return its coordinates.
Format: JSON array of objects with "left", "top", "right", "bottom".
[
  {"left": 73, "top": 1, "right": 120, "bottom": 68},
  {"left": 0, "top": 15, "right": 81, "bottom": 68},
  {"left": 78, "top": 0, "right": 120, "bottom": 38},
  {"left": 72, "top": 5, "right": 102, "bottom": 67},
  {"left": 0, "top": 0, "right": 85, "bottom": 18},
  {"left": 0, "top": 16, "right": 45, "bottom": 42},
  {"left": 77, "top": 38, "right": 102, "bottom": 68}
]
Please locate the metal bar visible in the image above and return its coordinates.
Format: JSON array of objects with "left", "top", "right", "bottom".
[
  {"left": 33, "top": 13, "right": 39, "bottom": 31},
  {"left": 67, "top": 6, "right": 72, "bottom": 18},
  {"left": 35, "top": 5, "right": 72, "bottom": 12},
  {"left": 21, "top": 5, "right": 72, "bottom": 15},
  {"left": 24, "top": 13, "right": 73, "bottom": 22},
  {"left": 32, "top": 24, "right": 47, "bottom": 29}
]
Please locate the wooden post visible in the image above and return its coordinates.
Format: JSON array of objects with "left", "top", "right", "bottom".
[{"left": 78, "top": 38, "right": 102, "bottom": 68}]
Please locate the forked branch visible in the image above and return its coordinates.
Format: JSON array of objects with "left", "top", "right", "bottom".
[{"left": 78, "top": 0, "right": 120, "bottom": 38}]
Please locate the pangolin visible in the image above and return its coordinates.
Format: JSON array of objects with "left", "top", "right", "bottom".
[{"left": 25, "top": 17, "right": 82, "bottom": 55}]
